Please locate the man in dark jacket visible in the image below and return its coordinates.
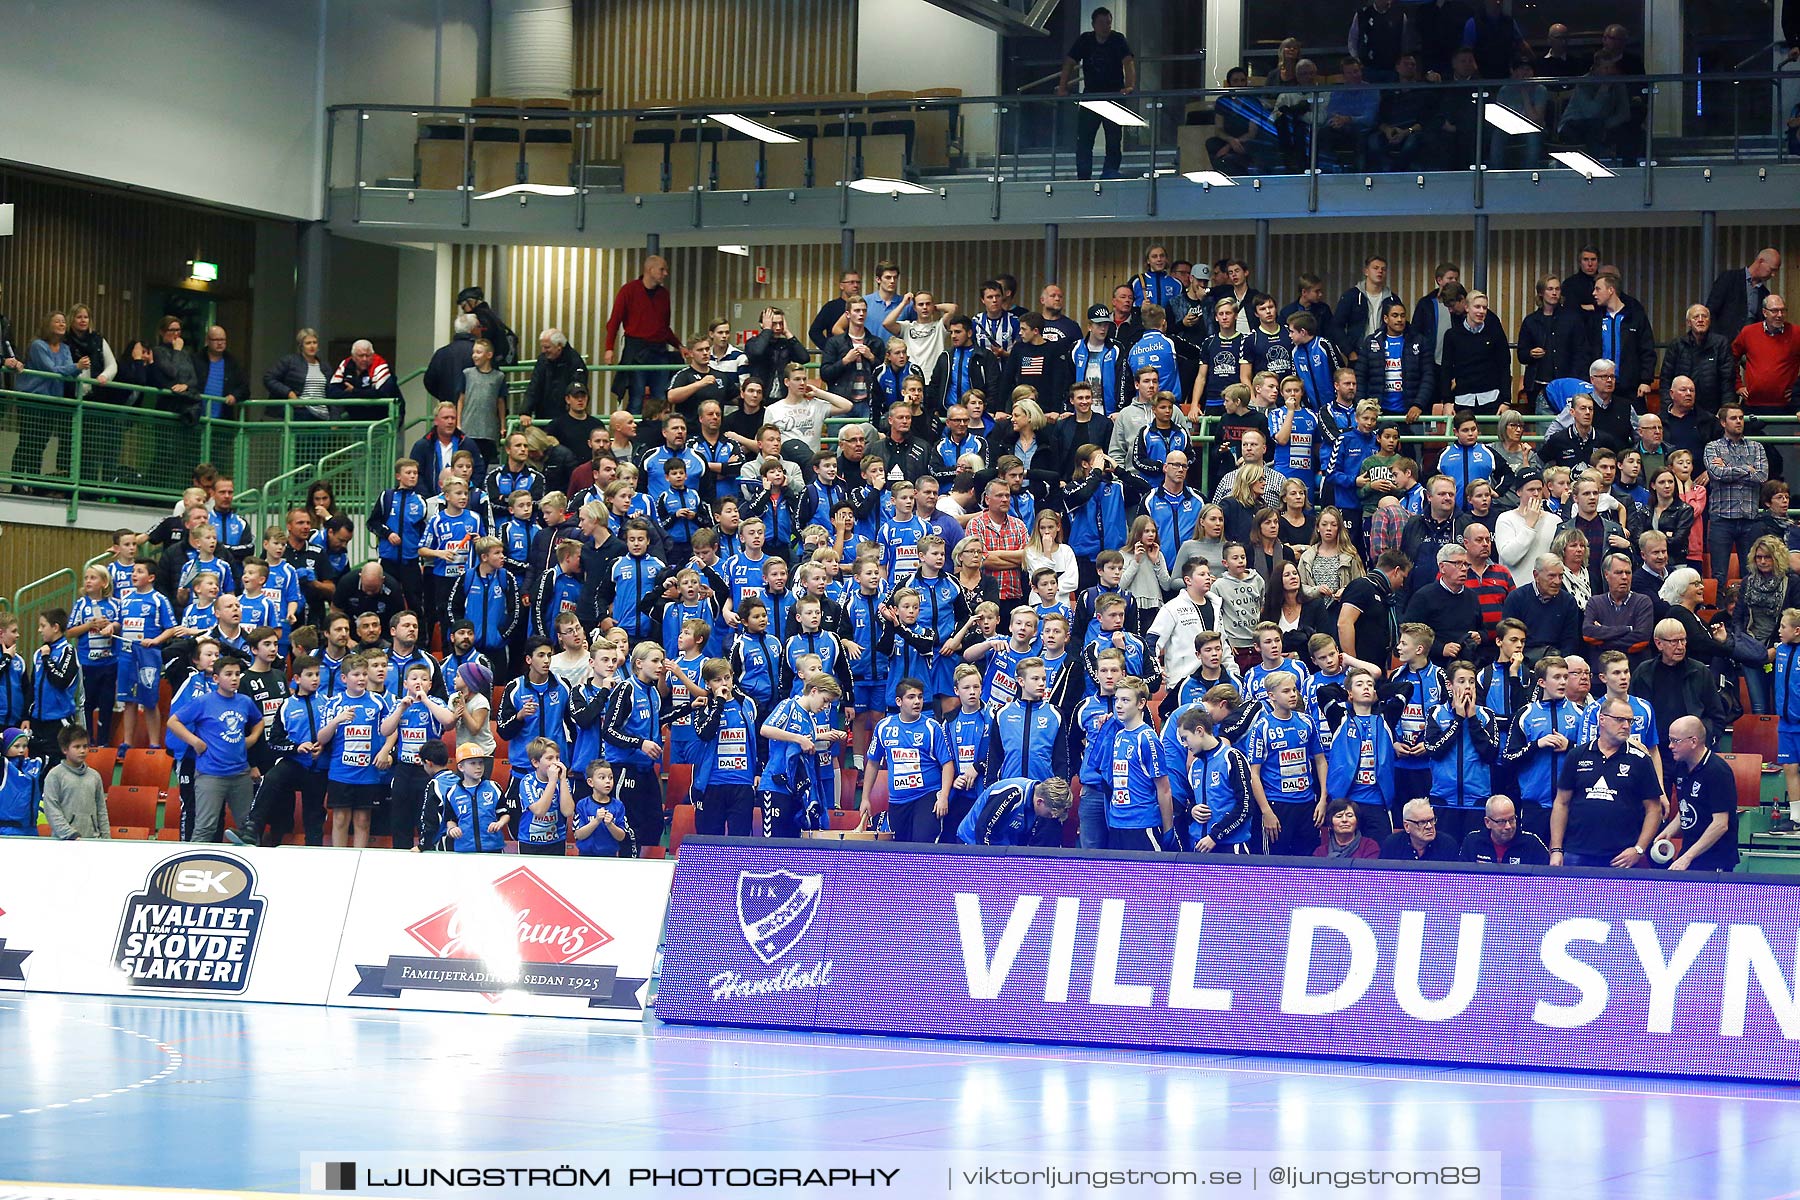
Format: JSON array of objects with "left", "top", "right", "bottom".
[
  {"left": 744, "top": 308, "right": 809, "bottom": 401},
  {"left": 191, "top": 325, "right": 250, "bottom": 419},
  {"left": 931, "top": 317, "right": 1002, "bottom": 414},
  {"left": 524, "top": 329, "right": 587, "bottom": 421},
  {"left": 1660, "top": 304, "right": 1737, "bottom": 414},
  {"left": 1435, "top": 294, "right": 1510, "bottom": 413},
  {"left": 1658, "top": 376, "right": 1722, "bottom": 462},
  {"left": 1380, "top": 798, "right": 1461, "bottom": 860},
  {"left": 1356, "top": 299, "right": 1434, "bottom": 420},
  {"left": 819, "top": 298, "right": 886, "bottom": 412},
  {"left": 1590, "top": 272, "right": 1657, "bottom": 407},
  {"left": 1705, "top": 248, "right": 1782, "bottom": 336},
  {"left": 1517, "top": 274, "right": 1590, "bottom": 407},
  {"left": 423, "top": 314, "right": 479, "bottom": 408},
  {"left": 326, "top": 340, "right": 402, "bottom": 416},
  {"left": 336, "top": 562, "right": 406, "bottom": 629},
  {"left": 1501, "top": 553, "right": 1583, "bottom": 660},
  {"left": 1631, "top": 617, "right": 1727, "bottom": 768}
]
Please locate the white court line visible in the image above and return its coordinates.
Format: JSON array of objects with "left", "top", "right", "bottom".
[{"left": 0, "top": 1003, "right": 182, "bottom": 1122}]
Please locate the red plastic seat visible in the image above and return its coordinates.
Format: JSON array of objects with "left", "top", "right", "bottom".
[
  {"left": 665, "top": 764, "right": 693, "bottom": 808},
  {"left": 120, "top": 748, "right": 174, "bottom": 789},
  {"left": 827, "top": 808, "right": 865, "bottom": 832},
  {"left": 1732, "top": 714, "right": 1780, "bottom": 766},
  {"left": 86, "top": 747, "right": 117, "bottom": 785},
  {"left": 106, "top": 785, "right": 161, "bottom": 829},
  {"left": 111, "top": 825, "right": 152, "bottom": 840},
  {"left": 1716, "top": 751, "right": 1765, "bottom": 809},
  {"left": 668, "top": 803, "right": 696, "bottom": 855}
]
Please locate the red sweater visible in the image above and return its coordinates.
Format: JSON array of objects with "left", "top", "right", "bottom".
[
  {"left": 1466, "top": 562, "right": 1515, "bottom": 633},
  {"left": 605, "top": 278, "right": 676, "bottom": 351},
  {"left": 1731, "top": 321, "right": 1800, "bottom": 409}
]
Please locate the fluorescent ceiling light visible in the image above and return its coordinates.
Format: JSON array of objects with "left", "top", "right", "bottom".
[
  {"left": 718, "top": 244, "right": 750, "bottom": 257},
  {"left": 473, "top": 183, "right": 579, "bottom": 199},
  {"left": 1078, "top": 99, "right": 1147, "bottom": 128},
  {"left": 1483, "top": 103, "right": 1541, "bottom": 136},
  {"left": 1181, "top": 170, "right": 1238, "bottom": 187},
  {"left": 1549, "top": 150, "right": 1616, "bottom": 179},
  {"left": 708, "top": 113, "right": 799, "bottom": 144},
  {"left": 847, "top": 176, "right": 932, "bottom": 194}
]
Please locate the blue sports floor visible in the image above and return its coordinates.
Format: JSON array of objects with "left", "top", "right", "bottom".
[{"left": 1, "top": 993, "right": 1797, "bottom": 1198}]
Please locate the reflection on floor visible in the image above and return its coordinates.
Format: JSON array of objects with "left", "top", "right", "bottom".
[{"left": 1, "top": 994, "right": 1796, "bottom": 1199}]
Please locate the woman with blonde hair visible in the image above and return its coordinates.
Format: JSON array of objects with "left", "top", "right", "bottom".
[
  {"left": 1221, "top": 460, "right": 1267, "bottom": 544},
  {"left": 1299, "top": 506, "right": 1365, "bottom": 603},
  {"left": 1552, "top": 526, "right": 1592, "bottom": 607},
  {"left": 1732, "top": 534, "right": 1790, "bottom": 713},
  {"left": 1023, "top": 509, "right": 1078, "bottom": 606}
]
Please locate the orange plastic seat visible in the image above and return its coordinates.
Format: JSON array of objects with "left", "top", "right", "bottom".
[{"left": 668, "top": 803, "right": 696, "bottom": 855}]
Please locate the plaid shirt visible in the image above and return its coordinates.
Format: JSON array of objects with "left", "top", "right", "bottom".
[
  {"left": 1367, "top": 503, "right": 1409, "bottom": 558},
  {"left": 1703, "top": 434, "right": 1769, "bottom": 520},
  {"left": 968, "top": 511, "right": 1030, "bottom": 600}
]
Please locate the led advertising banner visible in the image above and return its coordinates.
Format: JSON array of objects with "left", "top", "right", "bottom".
[{"left": 657, "top": 839, "right": 1800, "bottom": 1084}]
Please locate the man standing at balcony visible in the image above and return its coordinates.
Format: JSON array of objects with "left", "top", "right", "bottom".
[
  {"left": 194, "top": 326, "right": 249, "bottom": 420},
  {"left": 1055, "top": 6, "right": 1136, "bottom": 182},
  {"left": 1706, "top": 248, "right": 1781, "bottom": 335},
  {"left": 604, "top": 255, "right": 680, "bottom": 414}
]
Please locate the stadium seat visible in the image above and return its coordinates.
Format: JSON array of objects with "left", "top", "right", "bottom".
[
  {"left": 111, "top": 826, "right": 151, "bottom": 840},
  {"left": 828, "top": 808, "right": 864, "bottom": 832},
  {"left": 121, "top": 748, "right": 174, "bottom": 789},
  {"left": 665, "top": 764, "right": 692, "bottom": 807},
  {"left": 86, "top": 747, "right": 117, "bottom": 786},
  {"left": 491, "top": 760, "right": 512, "bottom": 792},
  {"left": 864, "top": 774, "right": 889, "bottom": 816},
  {"left": 1732, "top": 713, "right": 1779, "bottom": 766},
  {"left": 106, "top": 785, "right": 160, "bottom": 829},
  {"left": 1716, "top": 751, "right": 1765, "bottom": 809},
  {"left": 669, "top": 803, "right": 696, "bottom": 855},
  {"left": 156, "top": 828, "right": 180, "bottom": 840},
  {"left": 642, "top": 845, "right": 667, "bottom": 859}
]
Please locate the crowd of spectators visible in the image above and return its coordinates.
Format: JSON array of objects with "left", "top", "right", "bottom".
[{"left": 1, "top": 233, "right": 1790, "bottom": 880}]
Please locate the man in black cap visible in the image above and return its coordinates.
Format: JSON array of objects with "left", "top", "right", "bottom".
[{"left": 457, "top": 287, "right": 519, "bottom": 366}]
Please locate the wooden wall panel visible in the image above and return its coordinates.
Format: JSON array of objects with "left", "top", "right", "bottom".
[
  {"left": 454, "top": 221, "right": 1800, "bottom": 367},
  {"left": 0, "top": 522, "right": 114, "bottom": 607},
  {"left": 573, "top": 0, "right": 859, "bottom": 160},
  {"left": 0, "top": 169, "right": 257, "bottom": 352}
]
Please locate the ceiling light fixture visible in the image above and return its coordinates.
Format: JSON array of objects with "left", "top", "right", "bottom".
[
  {"left": 708, "top": 113, "right": 799, "bottom": 144},
  {"left": 473, "top": 183, "right": 579, "bottom": 200}
]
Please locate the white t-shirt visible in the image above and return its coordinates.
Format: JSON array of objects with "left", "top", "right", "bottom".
[
  {"left": 897, "top": 318, "right": 951, "bottom": 381},
  {"left": 455, "top": 692, "right": 495, "bottom": 756},
  {"left": 765, "top": 396, "right": 836, "bottom": 453}
]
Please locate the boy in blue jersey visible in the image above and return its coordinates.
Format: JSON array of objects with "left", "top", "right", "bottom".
[
  {"left": 533, "top": 539, "right": 587, "bottom": 641},
  {"left": 28, "top": 609, "right": 82, "bottom": 760},
  {"left": 250, "top": 654, "right": 330, "bottom": 846},
  {"left": 165, "top": 657, "right": 264, "bottom": 844},
  {"left": 684, "top": 659, "right": 761, "bottom": 837},
  {"left": 664, "top": 618, "right": 711, "bottom": 767},
  {"left": 652, "top": 456, "right": 709, "bottom": 563},
  {"left": 1269, "top": 377, "right": 1322, "bottom": 497},
  {"left": 958, "top": 775, "right": 1072, "bottom": 846},
  {"left": 785, "top": 596, "right": 855, "bottom": 707},
  {"left": 316, "top": 652, "right": 395, "bottom": 849},
  {"left": 600, "top": 520, "right": 665, "bottom": 642},
  {"left": 1104, "top": 675, "right": 1173, "bottom": 850},
  {"left": 380, "top": 662, "right": 458, "bottom": 851},
  {"left": 599, "top": 641, "right": 668, "bottom": 849},
  {"left": 760, "top": 673, "right": 839, "bottom": 838},
  {"left": 965, "top": 605, "right": 1038, "bottom": 712},
  {"left": 498, "top": 637, "right": 573, "bottom": 779},
  {"left": 1243, "top": 669, "right": 1327, "bottom": 857},
  {"left": 1500, "top": 654, "right": 1584, "bottom": 843},
  {"left": 1026, "top": 569, "right": 1074, "bottom": 640},
  {"left": 511, "top": 736, "right": 575, "bottom": 855},
  {"left": 1775, "top": 610, "right": 1800, "bottom": 831},
  {"left": 984, "top": 658, "right": 1063, "bottom": 781},
  {"left": 878, "top": 587, "right": 936, "bottom": 712},
  {"left": 1081, "top": 594, "right": 1145, "bottom": 691},
  {"left": 236, "top": 560, "right": 285, "bottom": 645},
  {"left": 116, "top": 562, "right": 187, "bottom": 753},
  {"left": 941, "top": 663, "right": 991, "bottom": 834},
  {"left": 70, "top": 566, "right": 120, "bottom": 747},
  {"left": 877, "top": 481, "right": 929, "bottom": 581},
  {"left": 728, "top": 596, "right": 786, "bottom": 717},
  {"left": 1243, "top": 622, "right": 1311, "bottom": 707},
  {"left": 1069, "top": 647, "right": 1126, "bottom": 849},
  {"left": 1321, "top": 666, "right": 1399, "bottom": 839},
  {"left": 0, "top": 728, "right": 44, "bottom": 836},
  {"left": 841, "top": 556, "right": 889, "bottom": 761},
  {"left": 434, "top": 743, "right": 510, "bottom": 852},
  {"left": 720, "top": 518, "right": 772, "bottom": 624},
  {"left": 451, "top": 536, "right": 522, "bottom": 681},
  {"left": 1176, "top": 705, "right": 1254, "bottom": 854},
  {"left": 496, "top": 488, "right": 538, "bottom": 581},
  {"left": 1420, "top": 659, "right": 1501, "bottom": 845},
  {"left": 573, "top": 760, "right": 633, "bottom": 856},
  {"left": 1384, "top": 622, "right": 1446, "bottom": 825},
  {"left": 371, "top": 457, "right": 429, "bottom": 613},
  {"left": 790, "top": 651, "right": 846, "bottom": 815},
  {"left": 177, "top": 526, "right": 234, "bottom": 606},
  {"left": 865, "top": 678, "right": 954, "bottom": 843},
  {"left": 420, "top": 479, "right": 484, "bottom": 648}
]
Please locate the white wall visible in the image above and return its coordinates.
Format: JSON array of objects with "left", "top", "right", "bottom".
[
  {"left": 2, "top": 0, "right": 325, "bottom": 219},
  {"left": 857, "top": 0, "right": 1000, "bottom": 157}
]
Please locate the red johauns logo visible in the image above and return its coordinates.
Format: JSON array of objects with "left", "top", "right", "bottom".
[{"left": 406, "top": 867, "right": 613, "bottom": 965}]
